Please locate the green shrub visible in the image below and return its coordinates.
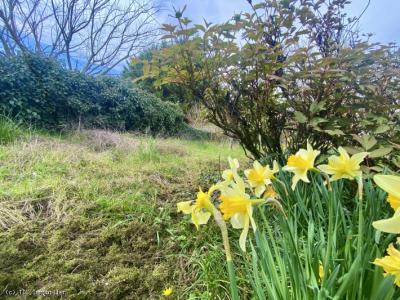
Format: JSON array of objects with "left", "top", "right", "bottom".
[
  {"left": 0, "top": 54, "right": 185, "bottom": 134},
  {"left": 138, "top": 1, "right": 400, "bottom": 159}
]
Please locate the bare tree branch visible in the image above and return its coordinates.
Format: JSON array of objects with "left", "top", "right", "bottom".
[{"left": 0, "top": 0, "right": 158, "bottom": 74}]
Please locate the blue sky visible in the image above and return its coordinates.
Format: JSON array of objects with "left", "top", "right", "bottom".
[{"left": 156, "top": 0, "right": 400, "bottom": 44}]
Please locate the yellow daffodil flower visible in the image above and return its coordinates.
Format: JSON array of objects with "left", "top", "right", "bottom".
[
  {"left": 388, "top": 194, "right": 400, "bottom": 210},
  {"left": 375, "top": 174, "right": 400, "bottom": 210},
  {"left": 263, "top": 185, "right": 277, "bottom": 199},
  {"left": 373, "top": 209, "right": 400, "bottom": 234},
  {"left": 162, "top": 287, "right": 173, "bottom": 296},
  {"left": 372, "top": 175, "right": 400, "bottom": 233},
  {"left": 221, "top": 157, "right": 242, "bottom": 187},
  {"left": 177, "top": 185, "right": 219, "bottom": 230},
  {"left": 283, "top": 142, "right": 320, "bottom": 190},
  {"left": 373, "top": 243, "right": 400, "bottom": 287},
  {"left": 219, "top": 182, "right": 263, "bottom": 252},
  {"left": 319, "top": 262, "right": 325, "bottom": 282},
  {"left": 318, "top": 147, "right": 368, "bottom": 181},
  {"left": 244, "top": 160, "right": 279, "bottom": 197}
]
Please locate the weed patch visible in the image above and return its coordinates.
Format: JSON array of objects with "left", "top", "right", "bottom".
[{"left": 0, "top": 131, "right": 245, "bottom": 299}]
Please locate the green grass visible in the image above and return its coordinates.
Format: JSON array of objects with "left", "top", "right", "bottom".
[
  {"left": 0, "top": 116, "right": 23, "bottom": 145},
  {"left": 0, "top": 130, "right": 246, "bottom": 299}
]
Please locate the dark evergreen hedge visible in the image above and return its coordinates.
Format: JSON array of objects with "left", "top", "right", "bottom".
[{"left": 0, "top": 54, "right": 185, "bottom": 133}]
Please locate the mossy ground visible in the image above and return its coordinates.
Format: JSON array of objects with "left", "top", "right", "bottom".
[{"left": 0, "top": 130, "right": 246, "bottom": 299}]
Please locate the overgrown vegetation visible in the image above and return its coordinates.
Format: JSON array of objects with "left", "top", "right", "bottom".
[
  {"left": 0, "top": 54, "right": 185, "bottom": 133},
  {"left": 131, "top": 0, "right": 400, "bottom": 160},
  {"left": 1, "top": 0, "right": 400, "bottom": 299},
  {"left": 0, "top": 131, "right": 246, "bottom": 299}
]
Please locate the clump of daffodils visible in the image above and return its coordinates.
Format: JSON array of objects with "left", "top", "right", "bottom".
[
  {"left": 177, "top": 157, "right": 280, "bottom": 252},
  {"left": 177, "top": 144, "right": 370, "bottom": 253},
  {"left": 176, "top": 142, "right": 400, "bottom": 289}
]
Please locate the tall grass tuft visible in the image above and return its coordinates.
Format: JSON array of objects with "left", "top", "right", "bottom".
[{"left": 0, "top": 116, "right": 23, "bottom": 145}]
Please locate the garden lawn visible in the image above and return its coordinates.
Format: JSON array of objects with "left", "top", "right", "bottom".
[{"left": 0, "top": 130, "right": 245, "bottom": 299}]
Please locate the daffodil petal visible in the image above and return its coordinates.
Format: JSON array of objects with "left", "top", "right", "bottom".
[
  {"left": 291, "top": 175, "right": 300, "bottom": 190},
  {"left": 338, "top": 147, "right": 350, "bottom": 160},
  {"left": 351, "top": 152, "right": 369, "bottom": 165},
  {"left": 239, "top": 216, "right": 250, "bottom": 252},
  {"left": 230, "top": 212, "right": 246, "bottom": 229},
  {"left": 374, "top": 175, "right": 400, "bottom": 200},
  {"left": 272, "top": 160, "right": 279, "bottom": 173},
  {"left": 228, "top": 157, "right": 239, "bottom": 169},
  {"left": 318, "top": 164, "right": 333, "bottom": 174},
  {"left": 254, "top": 185, "right": 266, "bottom": 197},
  {"left": 177, "top": 201, "right": 193, "bottom": 214},
  {"left": 373, "top": 209, "right": 400, "bottom": 234},
  {"left": 253, "top": 161, "right": 263, "bottom": 171},
  {"left": 196, "top": 210, "right": 212, "bottom": 225}
]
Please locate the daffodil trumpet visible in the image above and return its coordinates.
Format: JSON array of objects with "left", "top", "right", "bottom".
[
  {"left": 244, "top": 160, "right": 279, "bottom": 197},
  {"left": 375, "top": 175, "right": 400, "bottom": 210},
  {"left": 372, "top": 175, "right": 400, "bottom": 234},
  {"left": 219, "top": 182, "right": 262, "bottom": 251},
  {"left": 283, "top": 142, "right": 320, "bottom": 190}
]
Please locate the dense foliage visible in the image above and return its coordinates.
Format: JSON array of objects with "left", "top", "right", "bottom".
[
  {"left": 123, "top": 45, "right": 191, "bottom": 109},
  {"left": 133, "top": 0, "right": 400, "bottom": 162},
  {"left": 0, "top": 54, "right": 185, "bottom": 133}
]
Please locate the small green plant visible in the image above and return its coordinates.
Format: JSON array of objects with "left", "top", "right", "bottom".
[{"left": 0, "top": 116, "right": 22, "bottom": 145}]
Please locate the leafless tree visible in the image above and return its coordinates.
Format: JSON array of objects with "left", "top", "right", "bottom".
[{"left": 0, "top": 0, "right": 158, "bottom": 74}]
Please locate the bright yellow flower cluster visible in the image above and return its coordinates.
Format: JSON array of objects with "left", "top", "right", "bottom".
[
  {"left": 283, "top": 143, "right": 367, "bottom": 190},
  {"left": 176, "top": 142, "right": 400, "bottom": 287},
  {"left": 177, "top": 157, "right": 277, "bottom": 252},
  {"left": 177, "top": 143, "right": 371, "bottom": 253},
  {"left": 162, "top": 287, "right": 173, "bottom": 296}
]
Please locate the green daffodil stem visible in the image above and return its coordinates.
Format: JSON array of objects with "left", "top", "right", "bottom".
[
  {"left": 273, "top": 178, "right": 288, "bottom": 196},
  {"left": 357, "top": 176, "right": 364, "bottom": 296},
  {"left": 321, "top": 172, "right": 332, "bottom": 191},
  {"left": 212, "top": 208, "right": 239, "bottom": 300}
]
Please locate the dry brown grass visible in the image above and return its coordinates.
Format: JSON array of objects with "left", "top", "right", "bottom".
[{"left": 79, "top": 129, "right": 138, "bottom": 152}]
